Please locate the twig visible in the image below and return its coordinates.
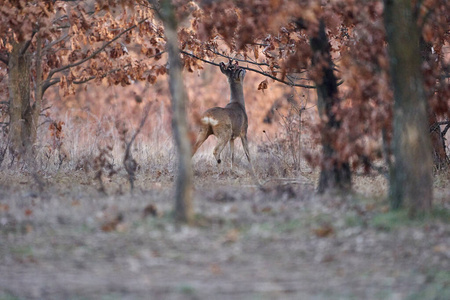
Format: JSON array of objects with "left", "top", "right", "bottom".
[
  {"left": 430, "top": 120, "right": 450, "bottom": 133},
  {"left": 20, "top": 30, "right": 38, "bottom": 56},
  {"left": 123, "top": 103, "right": 152, "bottom": 192},
  {"left": 207, "top": 48, "right": 280, "bottom": 69}
]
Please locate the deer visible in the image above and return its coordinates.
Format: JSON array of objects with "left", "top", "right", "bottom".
[{"left": 192, "top": 60, "right": 253, "bottom": 172}]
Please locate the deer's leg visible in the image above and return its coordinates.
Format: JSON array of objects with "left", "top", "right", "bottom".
[
  {"left": 240, "top": 135, "right": 251, "bottom": 164},
  {"left": 213, "top": 136, "right": 229, "bottom": 164},
  {"left": 230, "top": 139, "right": 235, "bottom": 171},
  {"left": 192, "top": 126, "right": 210, "bottom": 157},
  {"left": 212, "top": 124, "right": 232, "bottom": 165},
  {"left": 241, "top": 134, "right": 260, "bottom": 185}
]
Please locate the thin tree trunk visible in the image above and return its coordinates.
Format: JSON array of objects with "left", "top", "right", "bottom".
[
  {"left": 8, "top": 41, "right": 32, "bottom": 157},
  {"left": 384, "top": 0, "right": 433, "bottom": 217},
  {"left": 421, "top": 38, "right": 448, "bottom": 169},
  {"left": 160, "top": 0, "right": 194, "bottom": 224},
  {"left": 429, "top": 112, "right": 448, "bottom": 169},
  {"left": 311, "top": 19, "right": 351, "bottom": 193}
]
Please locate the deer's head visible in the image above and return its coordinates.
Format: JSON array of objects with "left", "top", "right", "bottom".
[{"left": 220, "top": 60, "right": 246, "bottom": 83}]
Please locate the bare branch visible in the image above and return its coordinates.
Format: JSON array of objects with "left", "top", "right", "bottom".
[
  {"left": 430, "top": 120, "right": 450, "bottom": 133},
  {"left": 180, "top": 50, "right": 317, "bottom": 89},
  {"left": 442, "top": 123, "right": 450, "bottom": 137},
  {"left": 123, "top": 103, "right": 152, "bottom": 191},
  {"left": 43, "top": 33, "right": 70, "bottom": 52},
  {"left": 207, "top": 48, "right": 280, "bottom": 69},
  {"left": 20, "top": 30, "right": 38, "bottom": 55}
]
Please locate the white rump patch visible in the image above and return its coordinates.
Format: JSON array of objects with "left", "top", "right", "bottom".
[{"left": 201, "top": 116, "right": 219, "bottom": 126}]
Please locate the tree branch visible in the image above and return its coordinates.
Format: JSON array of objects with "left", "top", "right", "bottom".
[
  {"left": 43, "top": 33, "right": 70, "bottom": 52},
  {"left": 442, "top": 123, "right": 450, "bottom": 137},
  {"left": 207, "top": 48, "right": 281, "bottom": 69},
  {"left": 430, "top": 120, "right": 450, "bottom": 133},
  {"left": 180, "top": 50, "right": 317, "bottom": 89},
  {"left": 42, "top": 50, "right": 166, "bottom": 94},
  {"left": 45, "top": 18, "right": 148, "bottom": 82},
  {"left": 20, "top": 30, "right": 38, "bottom": 55}
]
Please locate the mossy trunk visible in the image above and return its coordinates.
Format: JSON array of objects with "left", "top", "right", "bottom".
[
  {"left": 311, "top": 19, "right": 351, "bottom": 193},
  {"left": 160, "top": 0, "right": 194, "bottom": 224},
  {"left": 384, "top": 0, "right": 433, "bottom": 217}
]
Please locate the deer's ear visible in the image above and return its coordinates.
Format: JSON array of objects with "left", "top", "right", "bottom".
[{"left": 219, "top": 62, "right": 227, "bottom": 74}]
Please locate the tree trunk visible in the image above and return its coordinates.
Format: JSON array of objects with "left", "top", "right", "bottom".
[
  {"left": 421, "top": 38, "right": 448, "bottom": 169},
  {"left": 31, "top": 33, "right": 43, "bottom": 147},
  {"left": 160, "top": 0, "right": 194, "bottom": 224},
  {"left": 384, "top": 0, "right": 433, "bottom": 217},
  {"left": 311, "top": 19, "right": 351, "bottom": 193},
  {"left": 429, "top": 112, "right": 448, "bottom": 169},
  {"left": 8, "top": 41, "right": 33, "bottom": 157}
]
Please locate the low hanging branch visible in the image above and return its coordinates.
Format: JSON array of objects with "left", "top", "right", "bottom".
[
  {"left": 123, "top": 103, "right": 152, "bottom": 192},
  {"left": 180, "top": 50, "right": 317, "bottom": 89},
  {"left": 42, "top": 51, "right": 166, "bottom": 93},
  {"left": 42, "top": 17, "right": 150, "bottom": 92},
  {"left": 207, "top": 47, "right": 281, "bottom": 69}
]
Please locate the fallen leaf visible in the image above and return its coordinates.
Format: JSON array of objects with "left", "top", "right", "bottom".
[
  {"left": 261, "top": 206, "right": 273, "bottom": 213},
  {"left": 209, "top": 263, "right": 222, "bottom": 275},
  {"left": 433, "top": 244, "right": 449, "bottom": 254},
  {"left": 380, "top": 205, "right": 390, "bottom": 213},
  {"left": 223, "top": 228, "right": 240, "bottom": 244},
  {"left": 312, "top": 224, "right": 334, "bottom": 238},
  {"left": 71, "top": 200, "right": 81, "bottom": 206},
  {"left": 25, "top": 224, "right": 33, "bottom": 234},
  {"left": 142, "top": 204, "right": 158, "bottom": 218},
  {"left": 0, "top": 203, "right": 9, "bottom": 212}
]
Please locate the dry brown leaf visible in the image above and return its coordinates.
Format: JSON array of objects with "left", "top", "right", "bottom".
[
  {"left": 0, "top": 203, "right": 9, "bottom": 212},
  {"left": 261, "top": 206, "right": 273, "bottom": 213},
  {"left": 209, "top": 263, "right": 222, "bottom": 275},
  {"left": 257, "top": 79, "right": 268, "bottom": 93},
  {"left": 312, "top": 224, "right": 334, "bottom": 238},
  {"left": 142, "top": 204, "right": 158, "bottom": 218},
  {"left": 71, "top": 200, "right": 81, "bottom": 207},
  {"left": 223, "top": 228, "right": 240, "bottom": 244}
]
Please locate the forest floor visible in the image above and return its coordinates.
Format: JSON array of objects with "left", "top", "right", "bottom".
[{"left": 0, "top": 167, "right": 449, "bottom": 300}]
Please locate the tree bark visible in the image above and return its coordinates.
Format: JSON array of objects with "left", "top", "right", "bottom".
[
  {"left": 384, "top": 0, "right": 433, "bottom": 217},
  {"left": 160, "top": 0, "right": 194, "bottom": 224},
  {"left": 429, "top": 112, "right": 448, "bottom": 169},
  {"left": 8, "top": 41, "right": 33, "bottom": 157},
  {"left": 421, "top": 38, "right": 448, "bottom": 169},
  {"left": 31, "top": 33, "right": 43, "bottom": 147},
  {"left": 311, "top": 19, "right": 351, "bottom": 193}
]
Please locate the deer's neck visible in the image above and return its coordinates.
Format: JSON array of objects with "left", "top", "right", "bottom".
[{"left": 228, "top": 81, "right": 246, "bottom": 111}]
